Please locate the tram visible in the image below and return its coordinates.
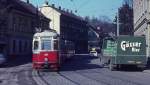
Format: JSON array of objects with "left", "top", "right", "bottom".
[{"left": 32, "top": 30, "right": 75, "bottom": 71}]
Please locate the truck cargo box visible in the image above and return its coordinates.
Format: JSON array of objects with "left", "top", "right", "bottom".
[{"left": 101, "top": 36, "right": 147, "bottom": 71}]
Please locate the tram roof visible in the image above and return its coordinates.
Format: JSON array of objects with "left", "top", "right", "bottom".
[{"left": 34, "top": 30, "right": 58, "bottom": 37}]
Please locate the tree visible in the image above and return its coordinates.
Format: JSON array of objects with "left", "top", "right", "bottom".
[
  {"left": 85, "top": 16, "right": 117, "bottom": 49},
  {"left": 118, "top": 3, "right": 133, "bottom": 35},
  {"left": 85, "top": 15, "right": 116, "bottom": 36}
]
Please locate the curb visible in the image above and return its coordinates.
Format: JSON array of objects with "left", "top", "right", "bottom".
[{"left": 143, "top": 70, "right": 150, "bottom": 73}]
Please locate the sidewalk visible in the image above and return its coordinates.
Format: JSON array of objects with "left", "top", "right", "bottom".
[
  {"left": 143, "top": 58, "right": 150, "bottom": 73},
  {"left": 144, "top": 70, "right": 150, "bottom": 73}
]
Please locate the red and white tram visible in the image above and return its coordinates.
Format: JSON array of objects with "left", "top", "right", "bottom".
[{"left": 32, "top": 30, "right": 75, "bottom": 71}]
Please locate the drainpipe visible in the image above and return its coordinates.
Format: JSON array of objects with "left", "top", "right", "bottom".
[{"left": 147, "top": 21, "right": 150, "bottom": 59}]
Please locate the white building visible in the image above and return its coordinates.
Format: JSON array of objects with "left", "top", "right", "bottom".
[
  {"left": 0, "top": 0, "right": 50, "bottom": 58},
  {"left": 40, "top": 1, "right": 88, "bottom": 53},
  {"left": 133, "top": 0, "right": 150, "bottom": 57},
  {"left": 40, "top": 3, "right": 61, "bottom": 34}
]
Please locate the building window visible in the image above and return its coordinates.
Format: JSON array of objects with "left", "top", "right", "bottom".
[
  {"left": 13, "top": 40, "right": 16, "bottom": 53},
  {"left": 24, "top": 41, "right": 28, "bottom": 51},
  {"left": 19, "top": 40, "right": 22, "bottom": 52}
]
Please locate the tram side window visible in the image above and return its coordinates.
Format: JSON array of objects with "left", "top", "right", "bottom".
[
  {"left": 42, "top": 40, "right": 52, "bottom": 50},
  {"left": 54, "top": 40, "right": 58, "bottom": 50},
  {"left": 34, "top": 41, "right": 39, "bottom": 50}
]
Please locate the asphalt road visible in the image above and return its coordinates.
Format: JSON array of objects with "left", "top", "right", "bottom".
[
  {"left": 0, "top": 56, "right": 37, "bottom": 85},
  {"left": 1, "top": 55, "right": 150, "bottom": 85},
  {"left": 39, "top": 55, "right": 150, "bottom": 85}
]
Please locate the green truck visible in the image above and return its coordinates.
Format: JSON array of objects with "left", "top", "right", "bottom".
[{"left": 101, "top": 36, "right": 147, "bottom": 71}]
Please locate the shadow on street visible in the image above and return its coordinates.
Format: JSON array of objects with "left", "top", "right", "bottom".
[
  {"left": 116, "top": 65, "right": 144, "bottom": 72},
  {"left": 3, "top": 55, "right": 32, "bottom": 68},
  {"left": 146, "top": 58, "right": 150, "bottom": 70},
  {"left": 60, "top": 55, "right": 102, "bottom": 71}
]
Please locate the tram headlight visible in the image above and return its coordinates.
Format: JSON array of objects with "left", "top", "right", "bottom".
[{"left": 44, "top": 58, "right": 48, "bottom": 62}]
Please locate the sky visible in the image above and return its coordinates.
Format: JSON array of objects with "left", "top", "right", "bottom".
[{"left": 29, "top": 0, "right": 123, "bottom": 22}]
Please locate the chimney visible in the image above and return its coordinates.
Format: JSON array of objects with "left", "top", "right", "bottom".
[
  {"left": 63, "top": 8, "right": 65, "bottom": 11},
  {"left": 58, "top": 6, "right": 61, "bottom": 10},
  {"left": 26, "top": 0, "right": 29, "bottom": 3},
  {"left": 52, "top": 4, "right": 55, "bottom": 8},
  {"left": 45, "top": 0, "right": 49, "bottom": 5}
]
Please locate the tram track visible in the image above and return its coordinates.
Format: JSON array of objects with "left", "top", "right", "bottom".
[
  {"left": 80, "top": 68, "right": 143, "bottom": 85},
  {"left": 57, "top": 71, "right": 106, "bottom": 85},
  {"left": 57, "top": 72, "right": 81, "bottom": 85},
  {"left": 59, "top": 69, "right": 138, "bottom": 85},
  {"left": 35, "top": 70, "right": 103, "bottom": 85},
  {"left": 32, "top": 70, "right": 50, "bottom": 85},
  {"left": 31, "top": 54, "right": 150, "bottom": 85},
  {"left": 38, "top": 71, "right": 79, "bottom": 85},
  {"left": 32, "top": 67, "right": 150, "bottom": 85}
]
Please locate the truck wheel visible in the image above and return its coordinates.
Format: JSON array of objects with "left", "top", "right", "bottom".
[
  {"left": 139, "top": 67, "right": 144, "bottom": 72},
  {"left": 116, "top": 64, "right": 121, "bottom": 70}
]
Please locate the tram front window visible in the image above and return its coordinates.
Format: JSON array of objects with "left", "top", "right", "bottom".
[{"left": 42, "top": 40, "right": 52, "bottom": 50}]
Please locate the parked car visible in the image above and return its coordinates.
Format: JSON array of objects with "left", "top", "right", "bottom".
[{"left": 90, "top": 50, "right": 98, "bottom": 57}]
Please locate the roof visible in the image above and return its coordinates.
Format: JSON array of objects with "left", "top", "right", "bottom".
[
  {"left": 42, "top": 4, "right": 85, "bottom": 22},
  {"left": 55, "top": 8, "right": 84, "bottom": 21},
  {"left": 34, "top": 30, "right": 58, "bottom": 37},
  {"left": 12, "top": 0, "right": 48, "bottom": 18}
]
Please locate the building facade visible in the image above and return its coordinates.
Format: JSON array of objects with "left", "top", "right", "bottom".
[
  {"left": 40, "top": 2, "right": 88, "bottom": 53},
  {"left": 133, "top": 0, "right": 150, "bottom": 57},
  {"left": 0, "top": 0, "right": 50, "bottom": 59},
  {"left": 88, "top": 25, "right": 100, "bottom": 53}
]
